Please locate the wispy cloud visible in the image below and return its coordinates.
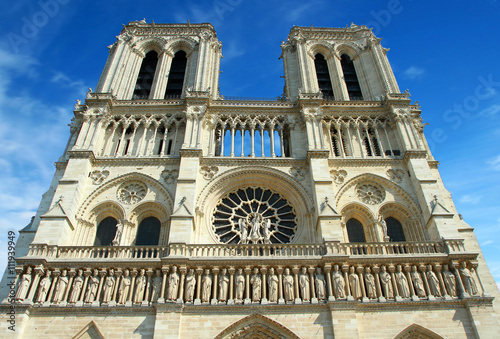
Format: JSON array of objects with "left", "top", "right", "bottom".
[
  {"left": 51, "top": 71, "right": 85, "bottom": 89},
  {"left": 488, "top": 155, "right": 500, "bottom": 171},
  {"left": 479, "top": 103, "right": 500, "bottom": 116},
  {"left": 403, "top": 66, "right": 425, "bottom": 80},
  {"left": 460, "top": 194, "right": 482, "bottom": 204}
]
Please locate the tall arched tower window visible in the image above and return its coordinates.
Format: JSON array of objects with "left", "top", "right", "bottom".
[
  {"left": 346, "top": 218, "right": 366, "bottom": 242},
  {"left": 340, "top": 54, "right": 363, "bottom": 100},
  {"left": 135, "top": 217, "right": 161, "bottom": 245},
  {"left": 314, "top": 53, "right": 334, "bottom": 99},
  {"left": 385, "top": 217, "right": 406, "bottom": 242},
  {"left": 132, "top": 51, "right": 159, "bottom": 99},
  {"left": 165, "top": 50, "right": 187, "bottom": 98},
  {"left": 94, "top": 217, "right": 118, "bottom": 246}
]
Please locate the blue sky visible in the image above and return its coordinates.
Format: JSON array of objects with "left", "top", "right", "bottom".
[{"left": 0, "top": 0, "right": 499, "bottom": 287}]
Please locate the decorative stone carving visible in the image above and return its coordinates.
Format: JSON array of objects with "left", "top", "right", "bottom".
[
  {"left": 386, "top": 168, "right": 405, "bottom": 183},
  {"left": 36, "top": 270, "right": 52, "bottom": 303},
  {"left": 348, "top": 266, "right": 362, "bottom": 299},
  {"left": 234, "top": 268, "right": 245, "bottom": 302},
  {"left": 151, "top": 270, "right": 162, "bottom": 303},
  {"left": 356, "top": 183, "right": 385, "bottom": 205},
  {"left": 332, "top": 265, "right": 345, "bottom": 299},
  {"left": 218, "top": 268, "right": 229, "bottom": 302},
  {"left": 202, "top": 269, "right": 212, "bottom": 303},
  {"left": 84, "top": 269, "right": 100, "bottom": 303},
  {"left": 395, "top": 265, "right": 410, "bottom": 298},
  {"left": 426, "top": 265, "right": 441, "bottom": 297},
  {"left": 283, "top": 268, "right": 294, "bottom": 302},
  {"left": 102, "top": 269, "right": 116, "bottom": 303},
  {"left": 268, "top": 268, "right": 279, "bottom": 303},
  {"left": 161, "top": 169, "right": 179, "bottom": 184},
  {"left": 330, "top": 169, "right": 347, "bottom": 184},
  {"left": 289, "top": 166, "right": 308, "bottom": 181},
  {"left": 250, "top": 268, "right": 262, "bottom": 302},
  {"left": 89, "top": 170, "right": 110, "bottom": 185},
  {"left": 200, "top": 165, "right": 219, "bottom": 180},
  {"left": 298, "top": 267, "right": 310, "bottom": 302},
  {"left": 134, "top": 269, "right": 147, "bottom": 303},
  {"left": 53, "top": 269, "right": 69, "bottom": 303},
  {"left": 117, "top": 269, "right": 131, "bottom": 304},
  {"left": 314, "top": 267, "right": 326, "bottom": 300},
  {"left": 167, "top": 266, "right": 180, "bottom": 301},
  {"left": 459, "top": 262, "right": 478, "bottom": 296},
  {"left": 379, "top": 265, "right": 394, "bottom": 298},
  {"left": 411, "top": 266, "right": 426, "bottom": 297},
  {"left": 364, "top": 267, "right": 377, "bottom": 299},
  {"left": 68, "top": 269, "right": 84, "bottom": 303},
  {"left": 117, "top": 182, "right": 147, "bottom": 204},
  {"left": 15, "top": 267, "right": 32, "bottom": 301},
  {"left": 185, "top": 269, "right": 196, "bottom": 302},
  {"left": 442, "top": 264, "right": 457, "bottom": 297}
]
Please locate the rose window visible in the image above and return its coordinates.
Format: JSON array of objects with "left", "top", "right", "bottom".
[
  {"left": 356, "top": 183, "right": 385, "bottom": 205},
  {"left": 212, "top": 187, "right": 298, "bottom": 244},
  {"left": 117, "top": 182, "right": 147, "bottom": 204}
]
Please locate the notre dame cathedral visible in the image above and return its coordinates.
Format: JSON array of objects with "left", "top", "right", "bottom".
[{"left": 1, "top": 21, "right": 499, "bottom": 338}]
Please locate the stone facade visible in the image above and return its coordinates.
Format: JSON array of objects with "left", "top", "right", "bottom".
[{"left": 1, "top": 22, "right": 499, "bottom": 338}]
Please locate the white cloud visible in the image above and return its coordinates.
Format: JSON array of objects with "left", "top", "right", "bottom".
[
  {"left": 51, "top": 71, "right": 85, "bottom": 89},
  {"left": 403, "top": 66, "right": 425, "bottom": 80},
  {"left": 488, "top": 155, "right": 500, "bottom": 171},
  {"left": 459, "top": 194, "right": 482, "bottom": 204}
]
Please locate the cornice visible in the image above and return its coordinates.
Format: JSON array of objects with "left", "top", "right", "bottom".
[
  {"left": 328, "top": 157, "right": 405, "bottom": 167},
  {"left": 93, "top": 156, "right": 180, "bottom": 167},
  {"left": 200, "top": 157, "right": 308, "bottom": 168}
]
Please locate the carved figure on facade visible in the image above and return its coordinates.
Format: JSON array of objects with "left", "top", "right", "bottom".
[
  {"left": 411, "top": 266, "right": 426, "bottom": 297},
  {"left": 134, "top": 269, "right": 147, "bottom": 303},
  {"left": 167, "top": 266, "right": 180, "bottom": 301},
  {"left": 379, "top": 265, "right": 394, "bottom": 298},
  {"left": 89, "top": 170, "right": 110, "bottom": 185},
  {"left": 234, "top": 268, "right": 245, "bottom": 302},
  {"left": 268, "top": 268, "right": 278, "bottom": 302},
  {"left": 16, "top": 266, "right": 32, "bottom": 301},
  {"left": 283, "top": 268, "right": 294, "bottom": 302},
  {"left": 356, "top": 183, "right": 385, "bottom": 205},
  {"left": 314, "top": 267, "right": 326, "bottom": 300},
  {"left": 218, "top": 268, "right": 229, "bottom": 302},
  {"left": 349, "top": 266, "right": 362, "bottom": 299},
  {"left": 426, "top": 265, "right": 441, "bottom": 297},
  {"left": 36, "top": 270, "right": 52, "bottom": 303},
  {"left": 117, "top": 182, "right": 147, "bottom": 204},
  {"left": 332, "top": 265, "right": 346, "bottom": 299},
  {"left": 84, "top": 269, "right": 100, "bottom": 303},
  {"left": 238, "top": 213, "right": 272, "bottom": 244},
  {"left": 117, "top": 269, "right": 131, "bottom": 304},
  {"left": 161, "top": 169, "right": 179, "bottom": 184},
  {"left": 68, "top": 269, "right": 84, "bottom": 303},
  {"left": 200, "top": 165, "right": 219, "bottom": 180},
  {"left": 364, "top": 267, "right": 377, "bottom": 299},
  {"left": 202, "top": 269, "right": 212, "bottom": 303},
  {"left": 442, "top": 264, "right": 457, "bottom": 297},
  {"left": 53, "top": 270, "right": 69, "bottom": 303},
  {"left": 378, "top": 216, "right": 389, "bottom": 240},
  {"left": 289, "top": 167, "right": 308, "bottom": 181},
  {"left": 102, "top": 269, "right": 116, "bottom": 303},
  {"left": 386, "top": 168, "right": 405, "bottom": 183},
  {"left": 330, "top": 169, "right": 348, "bottom": 185},
  {"left": 459, "top": 262, "right": 478, "bottom": 296},
  {"left": 185, "top": 269, "right": 196, "bottom": 302},
  {"left": 299, "top": 267, "right": 310, "bottom": 302},
  {"left": 151, "top": 270, "right": 162, "bottom": 303},
  {"left": 112, "top": 222, "right": 124, "bottom": 246},
  {"left": 395, "top": 265, "right": 410, "bottom": 298},
  {"left": 250, "top": 268, "right": 262, "bottom": 302}
]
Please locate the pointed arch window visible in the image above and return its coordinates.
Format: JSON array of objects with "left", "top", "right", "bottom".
[
  {"left": 346, "top": 218, "right": 366, "bottom": 243},
  {"left": 132, "top": 51, "right": 159, "bottom": 100},
  {"left": 135, "top": 217, "right": 161, "bottom": 246},
  {"left": 94, "top": 217, "right": 118, "bottom": 246},
  {"left": 385, "top": 217, "right": 406, "bottom": 242},
  {"left": 314, "top": 54, "right": 334, "bottom": 99},
  {"left": 340, "top": 54, "right": 363, "bottom": 100},
  {"left": 165, "top": 50, "right": 187, "bottom": 98}
]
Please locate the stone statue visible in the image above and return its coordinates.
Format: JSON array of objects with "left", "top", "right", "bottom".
[
  {"left": 102, "top": 269, "right": 116, "bottom": 303},
  {"left": 349, "top": 267, "right": 362, "bottom": 299},
  {"left": 249, "top": 214, "right": 262, "bottom": 243},
  {"left": 53, "top": 270, "right": 69, "bottom": 303},
  {"left": 283, "top": 268, "right": 294, "bottom": 301},
  {"left": 84, "top": 269, "right": 100, "bottom": 303},
  {"left": 167, "top": 266, "right": 180, "bottom": 301},
  {"left": 239, "top": 218, "right": 248, "bottom": 244},
  {"left": 332, "top": 265, "right": 345, "bottom": 299},
  {"left": 112, "top": 222, "right": 124, "bottom": 246},
  {"left": 185, "top": 269, "right": 196, "bottom": 302},
  {"left": 395, "top": 265, "right": 410, "bottom": 298},
  {"left": 201, "top": 269, "right": 212, "bottom": 302},
  {"left": 379, "top": 265, "right": 394, "bottom": 298},
  {"left": 268, "top": 267, "right": 278, "bottom": 302},
  {"left": 443, "top": 265, "right": 457, "bottom": 297},
  {"left": 459, "top": 261, "right": 478, "bottom": 295},
  {"left": 36, "top": 270, "right": 52, "bottom": 303},
  {"left": 378, "top": 216, "right": 388, "bottom": 239},
  {"left": 299, "top": 267, "right": 310, "bottom": 301},
  {"left": 68, "top": 270, "right": 84, "bottom": 303},
  {"left": 364, "top": 267, "right": 377, "bottom": 299},
  {"left": 151, "top": 270, "right": 162, "bottom": 303},
  {"left": 234, "top": 268, "right": 245, "bottom": 301},
  {"left": 263, "top": 219, "right": 271, "bottom": 244},
  {"left": 16, "top": 267, "right": 32, "bottom": 301},
  {"left": 250, "top": 268, "right": 262, "bottom": 302},
  {"left": 426, "top": 265, "right": 441, "bottom": 297},
  {"left": 218, "top": 268, "right": 229, "bottom": 302},
  {"left": 118, "top": 269, "right": 131, "bottom": 304},
  {"left": 134, "top": 269, "right": 147, "bottom": 303},
  {"left": 314, "top": 267, "right": 326, "bottom": 300},
  {"left": 411, "top": 266, "right": 426, "bottom": 297}
]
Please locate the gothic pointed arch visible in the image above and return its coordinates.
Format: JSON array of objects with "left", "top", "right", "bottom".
[
  {"left": 165, "top": 37, "right": 198, "bottom": 56},
  {"left": 394, "top": 324, "right": 444, "bottom": 339},
  {"left": 214, "top": 314, "right": 300, "bottom": 339},
  {"left": 134, "top": 37, "right": 167, "bottom": 55},
  {"left": 72, "top": 321, "right": 105, "bottom": 339}
]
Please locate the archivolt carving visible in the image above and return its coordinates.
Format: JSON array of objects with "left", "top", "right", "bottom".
[
  {"left": 307, "top": 41, "right": 335, "bottom": 59},
  {"left": 133, "top": 37, "right": 168, "bottom": 55},
  {"left": 334, "top": 42, "right": 363, "bottom": 59},
  {"left": 394, "top": 324, "right": 444, "bottom": 339},
  {"left": 356, "top": 183, "right": 385, "bottom": 205},
  {"left": 165, "top": 37, "right": 198, "bottom": 56},
  {"left": 214, "top": 314, "right": 300, "bottom": 339},
  {"left": 129, "top": 201, "right": 169, "bottom": 225},
  {"left": 117, "top": 182, "right": 147, "bottom": 205}
]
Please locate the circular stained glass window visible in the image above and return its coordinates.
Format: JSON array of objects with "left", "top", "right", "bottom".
[{"left": 212, "top": 187, "right": 298, "bottom": 244}]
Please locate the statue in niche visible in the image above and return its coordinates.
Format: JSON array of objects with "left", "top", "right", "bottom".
[
  {"left": 151, "top": 270, "right": 162, "bottom": 303},
  {"left": 250, "top": 268, "right": 262, "bottom": 302},
  {"left": 112, "top": 222, "right": 124, "bottom": 246},
  {"left": 378, "top": 216, "right": 388, "bottom": 239},
  {"left": 411, "top": 266, "right": 426, "bottom": 297},
  {"left": 84, "top": 269, "right": 100, "bottom": 303},
  {"left": 442, "top": 264, "right": 457, "bottom": 297},
  {"left": 134, "top": 269, "right": 147, "bottom": 303},
  {"left": 459, "top": 261, "right": 478, "bottom": 295},
  {"left": 364, "top": 267, "right": 377, "bottom": 299},
  {"left": 332, "top": 265, "right": 345, "bottom": 299},
  {"left": 36, "top": 270, "right": 52, "bottom": 303},
  {"left": 262, "top": 218, "right": 271, "bottom": 244},
  {"left": 249, "top": 214, "right": 262, "bottom": 243},
  {"left": 15, "top": 267, "right": 32, "bottom": 301},
  {"left": 314, "top": 267, "right": 326, "bottom": 300},
  {"left": 426, "top": 265, "right": 441, "bottom": 297},
  {"left": 68, "top": 269, "right": 84, "bottom": 303},
  {"left": 268, "top": 267, "right": 278, "bottom": 302},
  {"left": 118, "top": 269, "right": 131, "bottom": 304},
  {"left": 283, "top": 268, "right": 294, "bottom": 301},
  {"left": 395, "top": 265, "right": 410, "bottom": 298},
  {"left": 201, "top": 269, "right": 212, "bottom": 302},
  {"left": 185, "top": 269, "right": 196, "bottom": 302},
  {"left": 53, "top": 269, "right": 69, "bottom": 303},
  {"left": 167, "top": 266, "right": 180, "bottom": 301},
  {"left": 238, "top": 213, "right": 271, "bottom": 244},
  {"left": 234, "top": 268, "right": 245, "bottom": 301},
  {"left": 349, "top": 266, "right": 362, "bottom": 299},
  {"left": 239, "top": 219, "right": 248, "bottom": 244},
  {"left": 379, "top": 265, "right": 394, "bottom": 298},
  {"left": 299, "top": 267, "right": 310, "bottom": 301},
  {"left": 218, "top": 268, "right": 229, "bottom": 302},
  {"left": 102, "top": 269, "right": 116, "bottom": 303}
]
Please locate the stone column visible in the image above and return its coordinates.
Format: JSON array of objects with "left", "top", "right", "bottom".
[
  {"left": 46, "top": 270, "right": 60, "bottom": 304},
  {"left": 79, "top": 270, "right": 91, "bottom": 303},
  {"left": 292, "top": 267, "right": 301, "bottom": 304},
  {"left": 372, "top": 266, "right": 384, "bottom": 302},
  {"left": 388, "top": 265, "right": 400, "bottom": 301},
  {"left": 128, "top": 270, "right": 138, "bottom": 302},
  {"left": 434, "top": 265, "right": 450, "bottom": 299},
  {"left": 342, "top": 265, "right": 352, "bottom": 300},
  {"left": 177, "top": 267, "right": 187, "bottom": 304},
  {"left": 145, "top": 270, "right": 153, "bottom": 304},
  {"left": 277, "top": 267, "right": 284, "bottom": 304},
  {"left": 195, "top": 268, "right": 203, "bottom": 305},
  {"left": 404, "top": 265, "right": 418, "bottom": 301},
  {"left": 158, "top": 267, "right": 168, "bottom": 303},
  {"left": 324, "top": 265, "right": 335, "bottom": 302},
  {"left": 95, "top": 270, "right": 106, "bottom": 306},
  {"left": 228, "top": 267, "right": 235, "bottom": 304},
  {"left": 27, "top": 267, "right": 44, "bottom": 303},
  {"left": 419, "top": 265, "right": 432, "bottom": 300},
  {"left": 112, "top": 270, "right": 122, "bottom": 303},
  {"left": 261, "top": 267, "right": 268, "bottom": 304},
  {"left": 308, "top": 267, "right": 317, "bottom": 303},
  {"left": 63, "top": 270, "right": 76, "bottom": 303},
  {"left": 244, "top": 267, "right": 251, "bottom": 304},
  {"left": 211, "top": 267, "right": 219, "bottom": 305},
  {"left": 357, "top": 266, "right": 368, "bottom": 302},
  {"left": 451, "top": 262, "right": 468, "bottom": 298}
]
